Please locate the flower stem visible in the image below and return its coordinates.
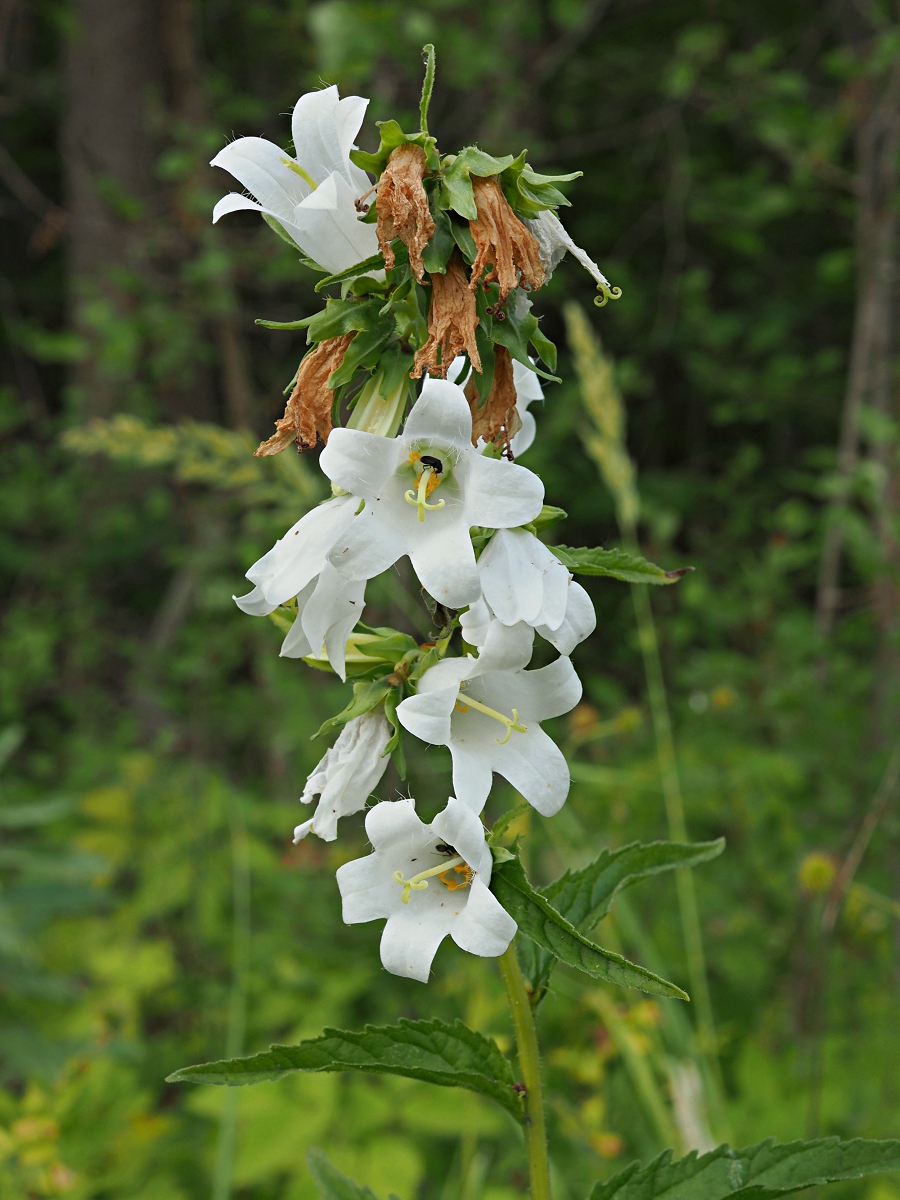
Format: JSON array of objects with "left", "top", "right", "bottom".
[{"left": 498, "top": 944, "right": 551, "bottom": 1200}]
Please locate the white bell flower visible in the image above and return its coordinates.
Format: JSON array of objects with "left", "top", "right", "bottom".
[
  {"left": 396, "top": 618, "right": 582, "bottom": 816},
  {"left": 211, "top": 85, "right": 378, "bottom": 275},
  {"left": 470, "top": 528, "right": 597, "bottom": 653},
  {"left": 233, "top": 495, "right": 365, "bottom": 680},
  {"left": 336, "top": 797, "right": 516, "bottom": 982},
  {"left": 448, "top": 356, "right": 544, "bottom": 458},
  {"left": 293, "top": 709, "right": 392, "bottom": 843},
  {"left": 320, "top": 379, "right": 544, "bottom": 608},
  {"left": 525, "top": 209, "right": 620, "bottom": 302}
]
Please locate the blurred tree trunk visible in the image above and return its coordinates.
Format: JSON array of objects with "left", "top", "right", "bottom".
[
  {"left": 62, "top": 0, "right": 164, "bottom": 417},
  {"left": 815, "top": 51, "right": 900, "bottom": 653}
]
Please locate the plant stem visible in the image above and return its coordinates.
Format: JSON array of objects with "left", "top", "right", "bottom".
[
  {"left": 498, "top": 944, "right": 551, "bottom": 1200},
  {"left": 212, "top": 791, "right": 251, "bottom": 1200}
]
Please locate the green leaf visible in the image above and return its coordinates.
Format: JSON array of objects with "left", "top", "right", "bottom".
[
  {"left": 518, "top": 839, "right": 725, "bottom": 1000},
  {"left": 306, "top": 1148, "right": 383, "bottom": 1200},
  {"left": 312, "top": 680, "right": 392, "bottom": 739},
  {"left": 349, "top": 121, "right": 439, "bottom": 176},
  {"left": 439, "top": 158, "right": 478, "bottom": 221},
  {"left": 422, "top": 209, "right": 456, "bottom": 275},
  {"left": 529, "top": 322, "right": 557, "bottom": 373},
  {"left": 327, "top": 321, "right": 395, "bottom": 389},
  {"left": 303, "top": 298, "right": 385, "bottom": 344},
  {"left": 315, "top": 253, "right": 386, "bottom": 292},
  {"left": 448, "top": 213, "right": 477, "bottom": 263},
  {"left": 489, "top": 857, "right": 688, "bottom": 1000},
  {"left": 589, "top": 1137, "right": 900, "bottom": 1200},
  {"left": 455, "top": 146, "right": 516, "bottom": 177},
  {"left": 490, "top": 304, "right": 560, "bottom": 382},
  {"left": 166, "top": 1017, "right": 525, "bottom": 1120},
  {"left": 548, "top": 545, "right": 694, "bottom": 584},
  {"left": 382, "top": 690, "right": 407, "bottom": 780}
]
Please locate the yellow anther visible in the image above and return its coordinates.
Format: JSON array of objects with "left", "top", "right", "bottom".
[
  {"left": 393, "top": 856, "right": 467, "bottom": 903},
  {"left": 454, "top": 693, "right": 527, "bottom": 744},
  {"left": 280, "top": 157, "right": 317, "bottom": 190},
  {"left": 404, "top": 466, "right": 445, "bottom": 522}
]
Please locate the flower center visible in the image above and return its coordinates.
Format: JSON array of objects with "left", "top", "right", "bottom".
[
  {"left": 454, "top": 692, "right": 528, "bottom": 745},
  {"left": 404, "top": 451, "right": 446, "bottom": 522},
  {"left": 280, "top": 157, "right": 317, "bottom": 190},
  {"left": 393, "top": 853, "right": 473, "bottom": 903}
]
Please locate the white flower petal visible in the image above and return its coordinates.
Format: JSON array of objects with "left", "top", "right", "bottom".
[
  {"left": 512, "top": 359, "right": 544, "bottom": 405},
  {"left": 320, "top": 429, "right": 401, "bottom": 500},
  {"left": 326, "top": 507, "right": 406, "bottom": 582},
  {"left": 211, "top": 136, "right": 309, "bottom": 219},
  {"left": 396, "top": 686, "right": 458, "bottom": 746},
  {"left": 526, "top": 208, "right": 612, "bottom": 290},
  {"left": 538, "top": 581, "right": 596, "bottom": 655},
  {"left": 380, "top": 904, "right": 455, "bottom": 982},
  {"left": 540, "top": 558, "right": 571, "bottom": 632},
  {"left": 291, "top": 85, "right": 371, "bottom": 191},
  {"left": 291, "top": 173, "right": 380, "bottom": 274},
  {"left": 297, "top": 566, "right": 366, "bottom": 681},
  {"left": 300, "top": 710, "right": 391, "bottom": 841},
  {"left": 448, "top": 747, "right": 495, "bottom": 813},
  {"left": 245, "top": 496, "right": 358, "bottom": 607},
  {"left": 278, "top": 577, "right": 318, "bottom": 658},
  {"left": 459, "top": 598, "right": 491, "bottom": 649},
  {"left": 490, "top": 726, "right": 572, "bottom": 816},
  {"left": 408, "top": 521, "right": 481, "bottom": 608},
  {"left": 495, "top": 656, "right": 582, "bottom": 722},
  {"left": 431, "top": 797, "right": 492, "bottom": 880},
  {"left": 364, "top": 796, "right": 427, "bottom": 851},
  {"left": 233, "top": 584, "right": 277, "bottom": 616},
  {"left": 468, "top": 619, "right": 535, "bottom": 675},
  {"left": 336, "top": 854, "right": 400, "bottom": 923},
  {"left": 450, "top": 877, "right": 517, "bottom": 957},
  {"left": 465, "top": 455, "right": 544, "bottom": 529},
  {"left": 404, "top": 379, "right": 473, "bottom": 450},
  {"left": 477, "top": 528, "right": 545, "bottom": 625},
  {"left": 510, "top": 410, "right": 536, "bottom": 457}
]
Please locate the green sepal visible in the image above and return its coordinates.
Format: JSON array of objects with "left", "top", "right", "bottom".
[
  {"left": 166, "top": 1017, "right": 525, "bottom": 1121},
  {"left": 589, "top": 1137, "right": 900, "bottom": 1200},
  {"left": 549, "top": 545, "right": 694, "bottom": 584},
  {"left": 306, "top": 1148, "right": 386, "bottom": 1200},
  {"left": 261, "top": 212, "right": 310, "bottom": 256},
  {"left": 383, "top": 690, "right": 407, "bottom": 779},
  {"left": 531, "top": 504, "right": 567, "bottom": 531},
  {"left": 302, "top": 298, "right": 385, "bottom": 344},
  {"left": 448, "top": 212, "right": 477, "bottom": 264},
  {"left": 529, "top": 322, "right": 557, "bottom": 373},
  {"left": 349, "top": 121, "right": 439, "bottom": 177},
  {"left": 499, "top": 154, "right": 582, "bottom": 219},
  {"left": 489, "top": 856, "right": 688, "bottom": 1000},
  {"left": 518, "top": 839, "right": 725, "bottom": 1003},
  {"left": 422, "top": 208, "right": 457, "bottom": 275},
  {"left": 315, "top": 253, "right": 386, "bottom": 292},
  {"left": 312, "top": 680, "right": 392, "bottom": 739},
  {"left": 355, "top": 630, "right": 419, "bottom": 660}
]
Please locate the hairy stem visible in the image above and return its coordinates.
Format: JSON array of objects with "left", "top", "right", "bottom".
[{"left": 498, "top": 944, "right": 551, "bottom": 1200}]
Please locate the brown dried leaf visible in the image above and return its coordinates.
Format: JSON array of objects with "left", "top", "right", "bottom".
[
  {"left": 468, "top": 176, "right": 545, "bottom": 305},
  {"left": 254, "top": 334, "right": 355, "bottom": 456},
  {"left": 464, "top": 345, "right": 521, "bottom": 455},
  {"left": 376, "top": 144, "right": 435, "bottom": 283},
  {"left": 412, "top": 250, "right": 482, "bottom": 379}
]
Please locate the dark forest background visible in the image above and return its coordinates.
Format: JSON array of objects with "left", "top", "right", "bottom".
[{"left": 0, "top": 1, "right": 899, "bottom": 1197}]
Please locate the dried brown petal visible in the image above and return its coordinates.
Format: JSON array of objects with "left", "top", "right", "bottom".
[
  {"left": 468, "top": 176, "right": 545, "bottom": 305},
  {"left": 464, "top": 345, "right": 521, "bottom": 455},
  {"left": 254, "top": 334, "right": 355, "bottom": 456},
  {"left": 376, "top": 143, "right": 435, "bottom": 283},
  {"left": 412, "top": 250, "right": 482, "bottom": 379}
]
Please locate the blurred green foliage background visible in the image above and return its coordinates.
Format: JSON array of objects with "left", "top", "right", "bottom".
[{"left": 0, "top": 0, "right": 899, "bottom": 1196}]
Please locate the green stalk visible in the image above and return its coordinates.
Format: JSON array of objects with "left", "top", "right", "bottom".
[
  {"left": 212, "top": 792, "right": 251, "bottom": 1200},
  {"left": 498, "top": 944, "right": 551, "bottom": 1200}
]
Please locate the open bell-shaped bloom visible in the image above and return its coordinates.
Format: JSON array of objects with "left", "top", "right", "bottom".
[
  {"left": 396, "top": 618, "right": 582, "bottom": 816},
  {"left": 468, "top": 528, "right": 597, "bottom": 654},
  {"left": 320, "top": 379, "right": 544, "bottom": 608},
  {"left": 336, "top": 797, "right": 516, "bottom": 982},
  {"left": 211, "top": 85, "right": 378, "bottom": 275},
  {"left": 293, "top": 709, "right": 391, "bottom": 843}
]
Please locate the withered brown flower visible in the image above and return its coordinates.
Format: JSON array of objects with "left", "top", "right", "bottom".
[
  {"left": 464, "top": 345, "right": 521, "bottom": 455},
  {"left": 376, "top": 143, "right": 435, "bottom": 283},
  {"left": 412, "top": 250, "right": 482, "bottom": 379},
  {"left": 254, "top": 333, "right": 355, "bottom": 456},
  {"left": 468, "top": 176, "right": 544, "bottom": 305}
]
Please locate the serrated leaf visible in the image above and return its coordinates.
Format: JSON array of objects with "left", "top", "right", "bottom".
[
  {"left": 548, "top": 545, "right": 694, "bottom": 585},
  {"left": 518, "top": 839, "right": 725, "bottom": 1000},
  {"left": 166, "top": 1017, "right": 524, "bottom": 1119},
  {"left": 589, "top": 1137, "right": 900, "bottom": 1200},
  {"left": 489, "top": 858, "right": 688, "bottom": 1000},
  {"left": 307, "top": 1148, "right": 383, "bottom": 1200}
]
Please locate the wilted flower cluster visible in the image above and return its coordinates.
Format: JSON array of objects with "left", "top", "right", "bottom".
[{"left": 213, "top": 73, "right": 616, "bottom": 983}]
